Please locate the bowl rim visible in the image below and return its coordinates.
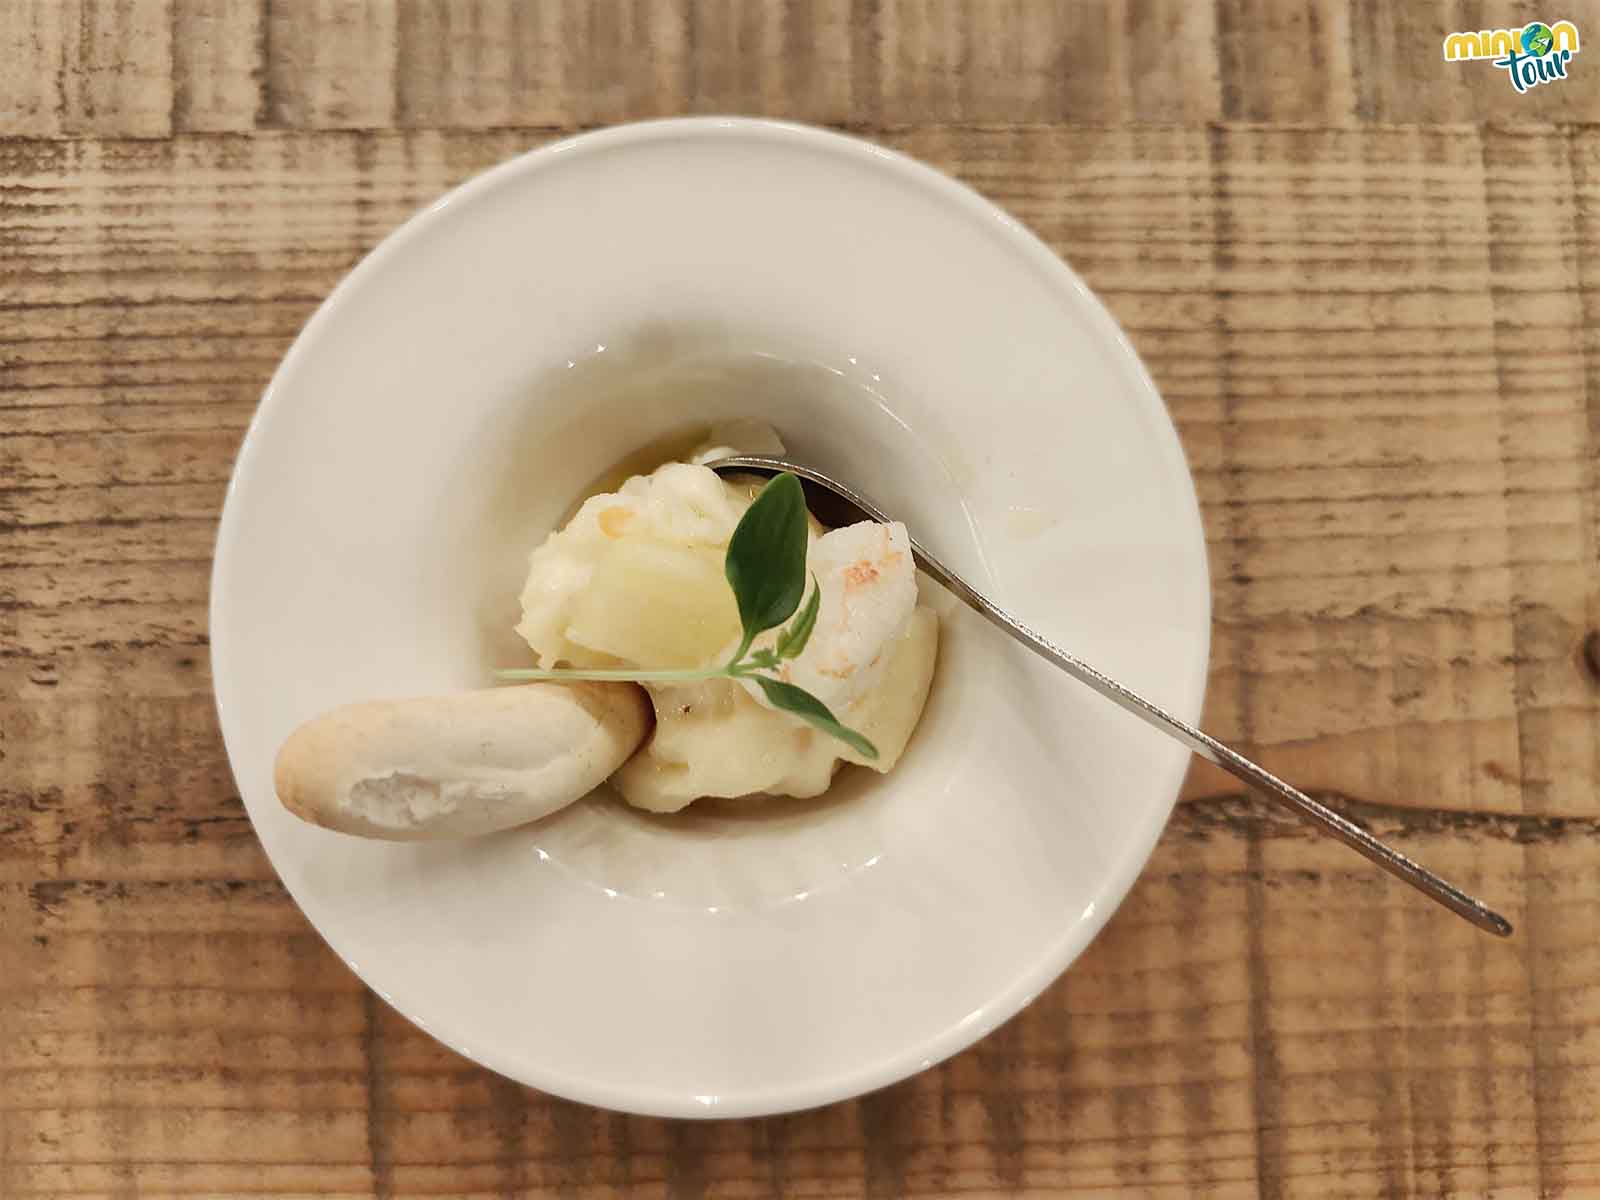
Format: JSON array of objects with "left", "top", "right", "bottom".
[{"left": 210, "top": 115, "right": 1212, "bottom": 1118}]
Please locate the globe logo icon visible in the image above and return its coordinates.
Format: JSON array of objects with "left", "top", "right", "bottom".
[{"left": 1523, "top": 22, "right": 1555, "bottom": 56}]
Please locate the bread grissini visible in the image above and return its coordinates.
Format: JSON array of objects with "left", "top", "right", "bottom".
[{"left": 273, "top": 681, "right": 652, "bottom": 840}]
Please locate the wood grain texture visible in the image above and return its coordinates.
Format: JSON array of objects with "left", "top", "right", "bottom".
[
  {"left": 0, "top": 0, "right": 174, "bottom": 137},
  {"left": 3, "top": 2, "right": 1599, "bottom": 1197},
  {"left": 15, "top": 0, "right": 1600, "bottom": 136},
  {"left": 171, "top": 0, "right": 266, "bottom": 131}
]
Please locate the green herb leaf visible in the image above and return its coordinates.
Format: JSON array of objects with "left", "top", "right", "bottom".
[
  {"left": 774, "top": 574, "right": 820, "bottom": 660},
  {"left": 725, "top": 472, "right": 809, "bottom": 640},
  {"left": 745, "top": 648, "right": 781, "bottom": 671},
  {"left": 751, "top": 675, "right": 879, "bottom": 760}
]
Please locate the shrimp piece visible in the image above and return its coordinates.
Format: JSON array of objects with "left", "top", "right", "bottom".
[{"left": 742, "top": 520, "right": 918, "bottom": 712}]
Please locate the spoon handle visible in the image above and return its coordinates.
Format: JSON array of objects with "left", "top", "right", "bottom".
[
  {"left": 707, "top": 455, "right": 1512, "bottom": 937},
  {"left": 910, "top": 540, "right": 1513, "bottom": 937}
]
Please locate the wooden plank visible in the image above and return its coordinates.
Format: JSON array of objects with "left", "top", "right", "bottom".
[
  {"left": 1572, "top": 125, "right": 1600, "bottom": 835},
  {"left": 1479, "top": 124, "right": 1597, "bottom": 821},
  {"left": 392, "top": 0, "right": 569, "bottom": 128},
  {"left": 68, "top": 0, "right": 174, "bottom": 137},
  {"left": 673, "top": 0, "right": 853, "bottom": 123},
  {"left": 262, "top": 0, "right": 398, "bottom": 129},
  {"left": 1349, "top": 0, "right": 1600, "bottom": 123},
  {"left": 171, "top": 0, "right": 265, "bottom": 131},
  {"left": 872, "top": 1, "right": 1151, "bottom": 124},
  {"left": 1215, "top": 0, "right": 1357, "bottom": 122},
  {"left": 559, "top": 0, "right": 692, "bottom": 127},
  {"left": 12, "top": 1, "right": 1600, "bottom": 138},
  {"left": 0, "top": 0, "right": 174, "bottom": 137},
  {"left": 388, "top": 0, "right": 1225, "bottom": 128},
  {"left": 0, "top": 805, "right": 1592, "bottom": 1195},
  {"left": 0, "top": 0, "right": 73, "bottom": 136}
]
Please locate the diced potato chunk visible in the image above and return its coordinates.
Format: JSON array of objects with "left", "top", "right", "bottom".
[{"left": 564, "top": 538, "right": 741, "bottom": 669}]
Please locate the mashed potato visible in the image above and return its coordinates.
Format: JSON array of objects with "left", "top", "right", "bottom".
[{"left": 515, "top": 437, "right": 938, "bottom": 811}]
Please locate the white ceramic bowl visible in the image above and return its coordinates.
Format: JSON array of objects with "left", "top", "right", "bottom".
[{"left": 211, "top": 118, "right": 1210, "bottom": 1118}]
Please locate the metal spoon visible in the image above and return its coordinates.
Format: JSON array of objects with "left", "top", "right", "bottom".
[{"left": 709, "top": 454, "right": 1513, "bottom": 938}]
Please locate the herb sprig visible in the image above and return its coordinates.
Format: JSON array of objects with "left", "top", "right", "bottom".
[{"left": 497, "top": 473, "right": 878, "bottom": 759}]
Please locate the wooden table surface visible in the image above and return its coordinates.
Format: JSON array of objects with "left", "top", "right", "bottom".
[{"left": 4, "top": 2, "right": 1599, "bottom": 1196}]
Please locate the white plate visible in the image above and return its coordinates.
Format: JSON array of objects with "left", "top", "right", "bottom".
[{"left": 211, "top": 118, "right": 1210, "bottom": 1118}]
